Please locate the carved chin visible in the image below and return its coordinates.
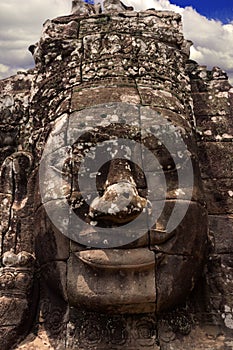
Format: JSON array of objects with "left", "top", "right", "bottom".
[{"left": 67, "top": 248, "right": 156, "bottom": 314}]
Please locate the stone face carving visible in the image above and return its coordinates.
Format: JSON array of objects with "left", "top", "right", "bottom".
[{"left": 0, "top": 1, "right": 233, "bottom": 349}]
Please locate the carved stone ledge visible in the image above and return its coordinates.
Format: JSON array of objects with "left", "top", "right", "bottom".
[
  {"left": 2, "top": 251, "right": 35, "bottom": 268},
  {"left": 0, "top": 251, "right": 35, "bottom": 298},
  {"left": 67, "top": 309, "right": 158, "bottom": 349},
  {"left": 0, "top": 267, "right": 34, "bottom": 298}
]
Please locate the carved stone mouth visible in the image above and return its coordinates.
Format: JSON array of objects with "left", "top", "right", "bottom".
[
  {"left": 68, "top": 248, "right": 157, "bottom": 313},
  {"left": 75, "top": 248, "right": 155, "bottom": 270}
]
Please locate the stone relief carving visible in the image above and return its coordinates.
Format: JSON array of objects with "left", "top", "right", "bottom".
[{"left": 0, "top": 1, "right": 232, "bottom": 349}]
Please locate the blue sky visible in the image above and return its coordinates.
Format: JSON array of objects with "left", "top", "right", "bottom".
[
  {"left": 0, "top": 0, "right": 233, "bottom": 84},
  {"left": 170, "top": 0, "right": 233, "bottom": 23}
]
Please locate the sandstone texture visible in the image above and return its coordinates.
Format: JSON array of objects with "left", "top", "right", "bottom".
[{"left": 0, "top": 1, "right": 232, "bottom": 349}]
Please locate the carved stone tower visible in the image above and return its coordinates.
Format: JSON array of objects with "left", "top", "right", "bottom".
[{"left": 0, "top": 1, "right": 232, "bottom": 349}]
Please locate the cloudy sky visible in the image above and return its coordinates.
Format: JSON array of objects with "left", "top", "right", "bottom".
[{"left": 0, "top": 0, "right": 233, "bottom": 84}]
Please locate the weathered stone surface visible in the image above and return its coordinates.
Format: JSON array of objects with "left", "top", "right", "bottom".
[
  {"left": 203, "top": 178, "right": 233, "bottom": 214},
  {"left": 34, "top": 206, "right": 70, "bottom": 263},
  {"left": 187, "top": 62, "right": 231, "bottom": 91},
  {"left": 198, "top": 141, "right": 233, "bottom": 179},
  {"left": 67, "top": 249, "right": 156, "bottom": 313},
  {"left": 192, "top": 91, "right": 231, "bottom": 116},
  {"left": 38, "top": 261, "right": 69, "bottom": 350},
  {"left": 0, "top": 1, "right": 232, "bottom": 349},
  {"left": 71, "top": 85, "right": 141, "bottom": 110},
  {"left": 196, "top": 114, "right": 233, "bottom": 142},
  {"left": 0, "top": 260, "right": 36, "bottom": 349},
  {"left": 149, "top": 200, "right": 208, "bottom": 256},
  {"left": 209, "top": 215, "right": 233, "bottom": 253},
  {"left": 158, "top": 325, "right": 232, "bottom": 349},
  {"left": 202, "top": 252, "right": 233, "bottom": 331},
  {"left": 0, "top": 74, "right": 34, "bottom": 167},
  {"left": 141, "top": 157, "right": 205, "bottom": 204},
  {"left": 17, "top": 330, "right": 55, "bottom": 349},
  {"left": 219, "top": 254, "right": 233, "bottom": 311},
  {"left": 137, "top": 86, "right": 188, "bottom": 115},
  {"left": 66, "top": 309, "right": 159, "bottom": 349},
  {"left": 156, "top": 253, "right": 206, "bottom": 313},
  {"left": 0, "top": 153, "right": 35, "bottom": 254}
]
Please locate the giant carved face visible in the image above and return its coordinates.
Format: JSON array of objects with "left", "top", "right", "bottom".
[{"left": 37, "top": 102, "right": 208, "bottom": 314}]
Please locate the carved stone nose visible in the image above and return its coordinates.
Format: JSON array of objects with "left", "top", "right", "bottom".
[
  {"left": 89, "top": 180, "right": 147, "bottom": 224},
  {"left": 88, "top": 158, "right": 148, "bottom": 224}
]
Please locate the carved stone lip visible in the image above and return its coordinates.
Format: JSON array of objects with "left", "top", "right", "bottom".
[{"left": 75, "top": 248, "right": 155, "bottom": 269}]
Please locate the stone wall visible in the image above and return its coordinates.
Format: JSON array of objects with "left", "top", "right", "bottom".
[{"left": 188, "top": 62, "right": 233, "bottom": 339}]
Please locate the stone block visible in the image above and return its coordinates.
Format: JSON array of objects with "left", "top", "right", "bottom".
[
  {"left": 198, "top": 141, "right": 233, "bottom": 179},
  {"left": 0, "top": 296, "right": 35, "bottom": 350},
  {"left": 156, "top": 253, "right": 204, "bottom": 313},
  {"left": 34, "top": 205, "right": 70, "bottom": 263},
  {"left": 149, "top": 200, "right": 208, "bottom": 256},
  {"left": 220, "top": 254, "right": 233, "bottom": 311},
  {"left": 202, "top": 178, "right": 233, "bottom": 214},
  {"left": 192, "top": 91, "right": 231, "bottom": 116},
  {"left": 137, "top": 86, "right": 187, "bottom": 115},
  {"left": 40, "top": 261, "right": 68, "bottom": 301},
  {"left": 79, "top": 14, "right": 139, "bottom": 38},
  {"left": 196, "top": 114, "right": 233, "bottom": 142},
  {"left": 209, "top": 215, "right": 233, "bottom": 253},
  {"left": 71, "top": 85, "right": 140, "bottom": 110}
]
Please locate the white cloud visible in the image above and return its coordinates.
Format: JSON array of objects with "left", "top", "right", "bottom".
[
  {"left": 0, "top": 0, "right": 70, "bottom": 79},
  {"left": 0, "top": 64, "right": 8, "bottom": 74},
  {"left": 0, "top": 0, "right": 233, "bottom": 85},
  {"left": 181, "top": 6, "right": 233, "bottom": 84}
]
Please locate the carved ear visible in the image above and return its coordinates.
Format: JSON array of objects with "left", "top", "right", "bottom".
[
  {"left": 0, "top": 151, "right": 34, "bottom": 260},
  {"left": 0, "top": 152, "right": 37, "bottom": 350},
  {"left": 0, "top": 152, "right": 33, "bottom": 210}
]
